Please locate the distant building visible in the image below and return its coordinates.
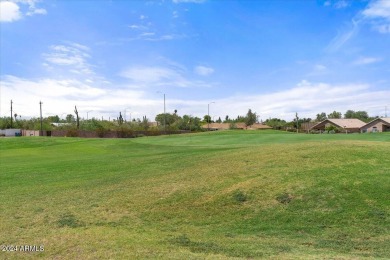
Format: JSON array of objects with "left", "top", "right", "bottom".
[
  {"left": 246, "top": 123, "right": 272, "bottom": 130},
  {"left": 201, "top": 122, "right": 271, "bottom": 131},
  {"left": 360, "top": 118, "right": 390, "bottom": 133},
  {"left": 310, "top": 119, "right": 366, "bottom": 133}
]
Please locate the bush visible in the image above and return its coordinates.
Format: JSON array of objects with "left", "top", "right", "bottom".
[
  {"left": 96, "top": 127, "right": 107, "bottom": 138},
  {"left": 116, "top": 128, "right": 133, "bottom": 138},
  {"left": 325, "top": 125, "right": 340, "bottom": 133},
  {"left": 66, "top": 129, "right": 78, "bottom": 137}
]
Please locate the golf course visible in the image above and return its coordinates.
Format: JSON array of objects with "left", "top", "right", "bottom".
[{"left": 1, "top": 130, "right": 389, "bottom": 259}]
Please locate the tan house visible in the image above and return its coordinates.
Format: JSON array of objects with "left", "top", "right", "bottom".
[
  {"left": 360, "top": 118, "right": 390, "bottom": 133},
  {"left": 310, "top": 119, "right": 366, "bottom": 133}
]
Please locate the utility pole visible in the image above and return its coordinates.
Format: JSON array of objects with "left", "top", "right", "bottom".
[
  {"left": 39, "top": 101, "right": 43, "bottom": 136},
  {"left": 296, "top": 112, "right": 299, "bottom": 133},
  {"left": 386, "top": 106, "right": 388, "bottom": 117},
  {"left": 10, "top": 100, "right": 13, "bottom": 128}
]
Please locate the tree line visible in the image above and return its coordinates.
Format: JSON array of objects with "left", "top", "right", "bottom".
[{"left": 0, "top": 108, "right": 377, "bottom": 131}]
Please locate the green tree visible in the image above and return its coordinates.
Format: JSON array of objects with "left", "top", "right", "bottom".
[
  {"left": 344, "top": 110, "right": 369, "bottom": 122},
  {"left": 66, "top": 114, "right": 75, "bottom": 123},
  {"left": 140, "top": 115, "right": 149, "bottom": 130},
  {"left": 203, "top": 115, "right": 211, "bottom": 123},
  {"left": 264, "top": 118, "right": 286, "bottom": 130},
  {"left": 344, "top": 110, "right": 355, "bottom": 118},
  {"left": 155, "top": 113, "right": 179, "bottom": 127},
  {"left": 48, "top": 115, "right": 60, "bottom": 123},
  {"left": 328, "top": 111, "right": 342, "bottom": 119},
  {"left": 245, "top": 109, "right": 257, "bottom": 127},
  {"left": 355, "top": 111, "right": 369, "bottom": 122},
  {"left": 316, "top": 112, "right": 327, "bottom": 122}
]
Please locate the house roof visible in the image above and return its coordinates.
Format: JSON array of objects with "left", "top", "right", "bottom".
[
  {"left": 201, "top": 123, "right": 246, "bottom": 129},
  {"left": 311, "top": 118, "right": 366, "bottom": 130},
  {"left": 247, "top": 123, "right": 272, "bottom": 129},
  {"left": 361, "top": 117, "right": 390, "bottom": 128},
  {"left": 201, "top": 123, "right": 229, "bottom": 129},
  {"left": 201, "top": 122, "right": 271, "bottom": 130},
  {"left": 378, "top": 117, "right": 390, "bottom": 124}
]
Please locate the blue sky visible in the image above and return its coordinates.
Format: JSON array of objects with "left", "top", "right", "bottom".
[{"left": 1, "top": 0, "right": 389, "bottom": 121}]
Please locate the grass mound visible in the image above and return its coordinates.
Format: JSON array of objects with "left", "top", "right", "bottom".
[{"left": 1, "top": 131, "right": 389, "bottom": 258}]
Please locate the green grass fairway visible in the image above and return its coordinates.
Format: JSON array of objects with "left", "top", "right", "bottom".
[{"left": 1, "top": 130, "right": 389, "bottom": 259}]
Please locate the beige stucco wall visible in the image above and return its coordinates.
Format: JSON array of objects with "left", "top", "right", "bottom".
[
  {"left": 22, "top": 130, "right": 40, "bottom": 136},
  {"left": 361, "top": 120, "right": 390, "bottom": 133}
]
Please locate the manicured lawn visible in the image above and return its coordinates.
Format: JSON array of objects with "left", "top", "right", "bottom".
[{"left": 0, "top": 130, "right": 389, "bottom": 259}]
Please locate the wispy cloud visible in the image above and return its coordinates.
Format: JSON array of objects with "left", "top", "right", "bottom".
[
  {"left": 326, "top": 0, "right": 390, "bottom": 52},
  {"left": 194, "top": 65, "right": 214, "bottom": 76},
  {"left": 172, "top": 0, "right": 206, "bottom": 3},
  {"left": 0, "top": 75, "right": 149, "bottom": 119},
  {"left": 204, "top": 80, "right": 390, "bottom": 120},
  {"left": 2, "top": 76, "right": 389, "bottom": 120},
  {"left": 128, "top": 24, "right": 148, "bottom": 30},
  {"left": 43, "top": 43, "right": 94, "bottom": 75},
  {"left": 120, "top": 66, "right": 183, "bottom": 85},
  {"left": 334, "top": 0, "right": 349, "bottom": 9},
  {"left": 323, "top": 0, "right": 350, "bottom": 9},
  {"left": 120, "top": 64, "right": 213, "bottom": 88},
  {"left": 353, "top": 57, "right": 382, "bottom": 65},
  {"left": 325, "top": 19, "right": 359, "bottom": 52}
]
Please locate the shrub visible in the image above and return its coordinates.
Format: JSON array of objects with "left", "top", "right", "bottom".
[
  {"left": 116, "top": 127, "right": 133, "bottom": 138},
  {"left": 66, "top": 129, "right": 78, "bottom": 137},
  {"left": 96, "top": 127, "right": 107, "bottom": 138}
]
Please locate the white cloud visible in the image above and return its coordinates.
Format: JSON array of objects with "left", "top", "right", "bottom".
[
  {"left": 0, "top": 1, "right": 21, "bottom": 22},
  {"left": 334, "top": 0, "right": 349, "bottom": 9},
  {"left": 374, "top": 24, "right": 390, "bottom": 33},
  {"left": 43, "top": 43, "right": 94, "bottom": 75},
  {"left": 323, "top": 0, "right": 349, "bottom": 9},
  {"left": 194, "top": 65, "right": 214, "bottom": 76},
  {"left": 362, "top": 0, "right": 390, "bottom": 19},
  {"left": 120, "top": 67, "right": 183, "bottom": 84},
  {"left": 27, "top": 7, "right": 46, "bottom": 16},
  {"left": 362, "top": 0, "right": 390, "bottom": 33},
  {"left": 2, "top": 76, "right": 389, "bottom": 121},
  {"left": 203, "top": 80, "right": 389, "bottom": 120},
  {"left": 325, "top": 19, "right": 359, "bottom": 52},
  {"left": 0, "top": 0, "right": 47, "bottom": 22},
  {"left": 0, "top": 75, "right": 152, "bottom": 119},
  {"left": 119, "top": 60, "right": 216, "bottom": 89},
  {"left": 353, "top": 57, "right": 382, "bottom": 65},
  {"left": 128, "top": 24, "right": 148, "bottom": 30}
]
